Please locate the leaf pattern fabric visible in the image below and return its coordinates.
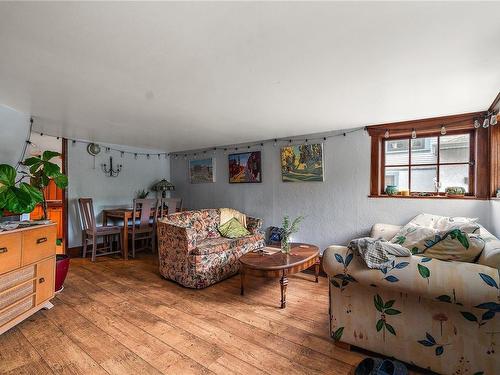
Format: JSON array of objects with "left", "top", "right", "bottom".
[{"left": 323, "top": 241, "right": 499, "bottom": 375}]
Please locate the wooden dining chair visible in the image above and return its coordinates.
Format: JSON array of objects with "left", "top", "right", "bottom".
[
  {"left": 158, "top": 197, "right": 183, "bottom": 217},
  {"left": 128, "top": 198, "right": 158, "bottom": 258},
  {"left": 78, "top": 198, "right": 123, "bottom": 262}
]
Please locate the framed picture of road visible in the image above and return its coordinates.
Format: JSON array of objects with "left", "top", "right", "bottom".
[
  {"left": 189, "top": 158, "right": 215, "bottom": 183},
  {"left": 228, "top": 151, "right": 262, "bottom": 183},
  {"left": 280, "top": 144, "right": 324, "bottom": 182}
]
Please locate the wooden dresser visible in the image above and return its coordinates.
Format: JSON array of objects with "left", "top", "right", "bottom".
[{"left": 0, "top": 223, "right": 56, "bottom": 335}]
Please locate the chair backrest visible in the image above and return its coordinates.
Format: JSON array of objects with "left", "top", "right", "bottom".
[
  {"left": 132, "top": 198, "right": 157, "bottom": 229},
  {"left": 159, "top": 198, "right": 182, "bottom": 217},
  {"left": 78, "top": 198, "right": 96, "bottom": 231}
]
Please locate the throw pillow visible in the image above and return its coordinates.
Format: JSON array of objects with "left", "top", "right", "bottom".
[
  {"left": 407, "top": 213, "right": 478, "bottom": 231},
  {"left": 218, "top": 217, "right": 250, "bottom": 239},
  {"left": 390, "top": 223, "right": 485, "bottom": 262}
]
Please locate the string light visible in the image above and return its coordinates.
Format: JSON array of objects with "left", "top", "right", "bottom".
[
  {"left": 411, "top": 128, "right": 417, "bottom": 139},
  {"left": 491, "top": 112, "right": 498, "bottom": 126},
  {"left": 483, "top": 117, "right": 490, "bottom": 128},
  {"left": 158, "top": 154, "right": 161, "bottom": 159},
  {"left": 384, "top": 129, "right": 390, "bottom": 139},
  {"left": 146, "top": 154, "right": 150, "bottom": 159},
  {"left": 105, "top": 147, "right": 110, "bottom": 153},
  {"left": 474, "top": 119, "right": 481, "bottom": 129},
  {"left": 120, "top": 151, "right": 124, "bottom": 158},
  {"left": 134, "top": 153, "right": 138, "bottom": 160},
  {"left": 273, "top": 139, "right": 277, "bottom": 147},
  {"left": 440, "top": 125, "right": 446, "bottom": 135}
]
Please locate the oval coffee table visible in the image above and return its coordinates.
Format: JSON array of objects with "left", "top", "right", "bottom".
[{"left": 239, "top": 243, "right": 320, "bottom": 308}]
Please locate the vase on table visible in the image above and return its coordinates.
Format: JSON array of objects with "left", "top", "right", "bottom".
[{"left": 280, "top": 235, "right": 291, "bottom": 254}]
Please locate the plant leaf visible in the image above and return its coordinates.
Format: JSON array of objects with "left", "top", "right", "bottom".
[
  {"left": 436, "top": 295, "right": 452, "bottom": 303},
  {"left": 481, "top": 310, "right": 495, "bottom": 321},
  {"left": 384, "top": 275, "right": 399, "bottom": 283},
  {"left": 418, "top": 264, "right": 430, "bottom": 278},
  {"left": 435, "top": 346, "right": 444, "bottom": 356},
  {"left": 332, "top": 327, "right": 344, "bottom": 342},
  {"left": 376, "top": 319, "right": 384, "bottom": 332},
  {"left": 43, "top": 161, "right": 60, "bottom": 177},
  {"left": 384, "top": 308, "right": 401, "bottom": 315},
  {"left": 478, "top": 273, "right": 498, "bottom": 289},
  {"left": 334, "top": 254, "right": 344, "bottom": 264},
  {"left": 330, "top": 279, "right": 340, "bottom": 289},
  {"left": 42, "top": 150, "right": 61, "bottom": 161},
  {"left": 394, "top": 262, "right": 409, "bottom": 269},
  {"left": 425, "top": 332, "right": 436, "bottom": 344},
  {"left": 460, "top": 311, "right": 478, "bottom": 322},
  {"left": 418, "top": 340, "right": 435, "bottom": 347},
  {"left": 23, "top": 157, "right": 43, "bottom": 167},
  {"left": 475, "top": 302, "right": 500, "bottom": 312},
  {"left": 344, "top": 253, "right": 353, "bottom": 267},
  {"left": 374, "top": 294, "right": 384, "bottom": 312},
  {"left": 0, "top": 164, "right": 16, "bottom": 186},
  {"left": 384, "top": 322, "right": 396, "bottom": 336},
  {"left": 384, "top": 300, "right": 395, "bottom": 309},
  {"left": 51, "top": 173, "right": 68, "bottom": 188}
]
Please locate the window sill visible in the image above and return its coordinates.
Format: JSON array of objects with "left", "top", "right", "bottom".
[{"left": 368, "top": 195, "right": 487, "bottom": 200}]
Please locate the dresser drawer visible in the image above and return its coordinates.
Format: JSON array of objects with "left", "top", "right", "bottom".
[
  {"left": 0, "top": 266, "right": 35, "bottom": 294},
  {"left": 0, "top": 296, "right": 34, "bottom": 327},
  {"left": 36, "top": 257, "right": 55, "bottom": 305},
  {"left": 0, "top": 281, "right": 35, "bottom": 311},
  {"left": 22, "top": 226, "right": 56, "bottom": 265},
  {"left": 0, "top": 232, "right": 22, "bottom": 275}
]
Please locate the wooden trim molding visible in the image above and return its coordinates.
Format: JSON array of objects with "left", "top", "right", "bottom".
[
  {"left": 490, "top": 92, "right": 500, "bottom": 197},
  {"left": 367, "top": 112, "right": 491, "bottom": 199}
]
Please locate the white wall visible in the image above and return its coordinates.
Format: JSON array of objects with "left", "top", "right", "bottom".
[
  {"left": 491, "top": 201, "right": 500, "bottom": 237},
  {"left": 171, "top": 130, "right": 492, "bottom": 251},
  {"left": 0, "top": 105, "right": 30, "bottom": 165},
  {"left": 68, "top": 142, "right": 170, "bottom": 247}
]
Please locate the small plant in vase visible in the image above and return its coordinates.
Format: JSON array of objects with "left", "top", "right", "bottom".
[{"left": 280, "top": 215, "right": 304, "bottom": 254}]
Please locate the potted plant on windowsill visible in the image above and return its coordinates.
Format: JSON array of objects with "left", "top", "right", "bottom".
[{"left": 445, "top": 186, "right": 466, "bottom": 198}]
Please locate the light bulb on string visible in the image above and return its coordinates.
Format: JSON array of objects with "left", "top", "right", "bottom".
[
  {"left": 384, "top": 130, "right": 390, "bottom": 139},
  {"left": 273, "top": 139, "right": 277, "bottom": 147},
  {"left": 158, "top": 154, "right": 161, "bottom": 160},
  {"left": 147, "top": 154, "right": 150, "bottom": 160},
  {"left": 474, "top": 119, "right": 481, "bottom": 129},
  {"left": 120, "top": 151, "right": 124, "bottom": 158},
  {"left": 223, "top": 148, "right": 227, "bottom": 155},
  {"left": 490, "top": 113, "right": 498, "bottom": 126},
  {"left": 483, "top": 117, "right": 490, "bottom": 128},
  {"left": 411, "top": 128, "right": 417, "bottom": 139},
  {"left": 440, "top": 125, "right": 446, "bottom": 135},
  {"left": 213, "top": 148, "right": 217, "bottom": 155}
]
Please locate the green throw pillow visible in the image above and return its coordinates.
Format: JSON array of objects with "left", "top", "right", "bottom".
[{"left": 218, "top": 218, "right": 250, "bottom": 239}]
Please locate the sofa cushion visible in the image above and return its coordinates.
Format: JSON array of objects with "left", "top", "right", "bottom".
[
  {"left": 390, "top": 221, "right": 485, "bottom": 262},
  {"left": 370, "top": 223, "right": 402, "bottom": 241},
  {"left": 160, "top": 209, "right": 220, "bottom": 241},
  {"left": 477, "top": 226, "right": 500, "bottom": 268},
  {"left": 193, "top": 233, "right": 264, "bottom": 255},
  {"left": 406, "top": 213, "right": 478, "bottom": 230},
  {"left": 218, "top": 217, "right": 250, "bottom": 238}
]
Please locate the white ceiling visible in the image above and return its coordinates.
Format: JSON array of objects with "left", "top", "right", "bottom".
[{"left": 0, "top": 2, "right": 499, "bottom": 152}]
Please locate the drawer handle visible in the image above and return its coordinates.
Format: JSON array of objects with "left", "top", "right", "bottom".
[
  {"left": 0, "top": 247, "right": 7, "bottom": 254},
  {"left": 39, "top": 277, "right": 45, "bottom": 284},
  {"left": 36, "top": 237, "right": 48, "bottom": 244}
]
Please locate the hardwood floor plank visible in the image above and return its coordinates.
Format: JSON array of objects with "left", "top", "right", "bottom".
[
  {"left": 43, "top": 299, "right": 164, "bottom": 375},
  {"left": 16, "top": 311, "right": 109, "bottom": 375},
  {"left": 0, "top": 328, "right": 54, "bottom": 375}
]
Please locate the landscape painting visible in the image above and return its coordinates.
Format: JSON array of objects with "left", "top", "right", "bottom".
[
  {"left": 280, "top": 144, "right": 324, "bottom": 182},
  {"left": 189, "top": 158, "right": 215, "bottom": 183},
  {"left": 228, "top": 151, "right": 262, "bottom": 183}
]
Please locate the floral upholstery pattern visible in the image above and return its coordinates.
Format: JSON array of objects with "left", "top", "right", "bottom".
[
  {"left": 323, "top": 224, "right": 500, "bottom": 375},
  {"left": 157, "top": 209, "right": 265, "bottom": 288}
]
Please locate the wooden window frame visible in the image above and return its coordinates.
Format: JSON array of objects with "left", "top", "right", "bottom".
[
  {"left": 381, "top": 130, "right": 474, "bottom": 195},
  {"left": 367, "top": 111, "right": 490, "bottom": 200}
]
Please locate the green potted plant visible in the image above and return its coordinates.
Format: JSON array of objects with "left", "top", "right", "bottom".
[
  {"left": 445, "top": 186, "right": 466, "bottom": 198},
  {"left": 280, "top": 215, "right": 304, "bottom": 254},
  {"left": 0, "top": 151, "right": 68, "bottom": 219}
]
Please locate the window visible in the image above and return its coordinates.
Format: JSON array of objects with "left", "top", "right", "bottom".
[
  {"left": 383, "top": 133, "right": 472, "bottom": 194},
  {"left": 367, "top": 112, "right": 491, "bottom": 199}
]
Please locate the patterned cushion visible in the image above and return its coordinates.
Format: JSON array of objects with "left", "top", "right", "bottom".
[
  {"left": 390, "top": 215, "right": 485, "bottom": 262},
  {"left": 193, "top": 233, "right": 263, "bottom": 255},
  {"left": 218, "top": 217, "right": 250, "bottom": 239}
]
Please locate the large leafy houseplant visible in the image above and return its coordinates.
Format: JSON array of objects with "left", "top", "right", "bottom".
[{"left": 0, "top": 151, "right": 68, "bottom": 219}]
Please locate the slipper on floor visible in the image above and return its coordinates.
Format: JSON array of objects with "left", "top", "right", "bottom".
[
  {"left": 354, "top": 358, "right": 383, "bottom": 375},
  {"left": 375, "top": 359, "right": 408, "bottom": 375}
]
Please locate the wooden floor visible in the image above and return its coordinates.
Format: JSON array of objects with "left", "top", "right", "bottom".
[{"left": 0, "top": 254, "right": 365, "bottom": 375}]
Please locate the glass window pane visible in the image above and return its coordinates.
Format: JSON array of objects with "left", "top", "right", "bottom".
[
  {"left": 439, "top": 134, "right": 470, "bottom": 163},
  {"left": 411, "top": 137, "right": 437, "bottom": 165},
  {"left": 385, "top": 167, "right": 408, "bottom": 192},
  {"left": 385, "top": 139, "right": 409, "bottom": 166},
  {"left": 411, "top": 166, "right": 437, "bottom": 192},
  {"left": 440, "top": 164, "right": 469, "bottom": 193}
]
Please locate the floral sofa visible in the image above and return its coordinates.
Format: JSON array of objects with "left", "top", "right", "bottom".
[
  {"left": 157, "top": 209, "right": 265, "bottom": 288},
  {"left": 323, "top": 223, "right": 500, "bottom": 375}
]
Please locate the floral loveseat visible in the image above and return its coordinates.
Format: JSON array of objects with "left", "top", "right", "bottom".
[
  {"left": 157, "top": 209, "right": 265, "bottom": 288},
  {"left": 323, "top": 222, "right": 500, "bottom": 375}
]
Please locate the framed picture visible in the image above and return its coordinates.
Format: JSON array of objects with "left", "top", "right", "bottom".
[
  {"left": 228, "top": 151, "right": 262, "bottom": 183},
  {"left": 280, "top": 143, "right": 324, "bottom": 182},
  {"left": 189, "top": 158, "right": 215, "bottom": 183}
]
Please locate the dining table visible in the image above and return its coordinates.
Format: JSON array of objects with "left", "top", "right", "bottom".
[{"left": 102, "top": 207, "right": 156, "bottom": 260}]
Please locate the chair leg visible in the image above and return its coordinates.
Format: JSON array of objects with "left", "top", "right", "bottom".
[
  {"left": 132, "top": 234, "right": 136, "bottom": 258},
  {"left": 119, "top": 232, "right": 123, "bottom": 257},
  {"left": 82, "top": 234, "right": 88, "bottom": 258},
  {"left": 91, "top": 234, "right": 97, "bottom": 262}
]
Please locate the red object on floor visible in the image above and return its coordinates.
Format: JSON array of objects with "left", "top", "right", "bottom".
[{"left": 55, "top": 254, "right": 70, "bottom": 293}]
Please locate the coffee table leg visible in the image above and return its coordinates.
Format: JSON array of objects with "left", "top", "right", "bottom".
[
  {"left": 240, "top": 269, "right": 245, "bottom": 296},
  {"left": 315, "top": 257, "right": 320, "bottom": 283},
  {"left": 280, "top": 271, "right": 288, "bottom": 308}
]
